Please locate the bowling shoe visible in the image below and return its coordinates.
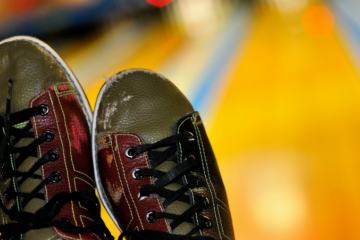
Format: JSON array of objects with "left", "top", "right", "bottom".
[
  {"left": 92, "top": 69, "right": 234, "bottom": 240},
  {"left": 0, "top": 36, "right": 112, "bottom": 240}
]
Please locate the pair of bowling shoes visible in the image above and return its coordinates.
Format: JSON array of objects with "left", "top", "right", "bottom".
[{"left": 0, "top": 36, "right": 234, "bottom": 240}]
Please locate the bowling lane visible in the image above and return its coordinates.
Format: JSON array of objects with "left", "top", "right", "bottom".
[
  {"left": 60, "top": 18, "right": 184, "bottom": 107},
  {"left": 60, "top": 4, "right": 251, "bottom": 113},
  {"left": 3, "top": 0, "right": 359, "bottom": 239},
  {"left": 209, "top": 2, "right": 360, "bottom": 240},
  {"left": 331, "top": 0, "right": 360, "bottom": 69}
]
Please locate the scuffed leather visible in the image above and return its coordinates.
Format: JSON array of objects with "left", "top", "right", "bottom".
[
  {"left": 94, "top": 69, "right": 195, "bottom": 235},
  {"left": 96, "top": 70, "right": 193, "bottom": 144}
]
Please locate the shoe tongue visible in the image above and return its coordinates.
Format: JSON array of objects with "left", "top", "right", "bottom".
[
  {"left": 155, "top": 158, "right": 195, "bottom": 235},
  {"left": 14, "top": 121, "right": 47, "bottom": 213}
]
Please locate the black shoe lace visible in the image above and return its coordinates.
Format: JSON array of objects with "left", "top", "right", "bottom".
[
  {"left": 122, "top": 131, "right": 215, "bottom": 240},
  {"left": 0, "top": 79, "right": 113, "bottom": 240}
]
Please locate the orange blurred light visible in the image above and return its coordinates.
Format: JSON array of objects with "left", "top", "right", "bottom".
[
  {"left": 302, "top": 4, "right": 335, "bottom": 37},
  {"left": 146, "top": 0, "right": 173, "bottom": 8},
  {"left": 8, "top": 0, "right": 40, "bottom": 12}
]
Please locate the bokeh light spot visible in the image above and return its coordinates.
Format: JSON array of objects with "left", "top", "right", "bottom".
[
  {"left": 303, "top": 4, "right": 335, "bottom": 37},
  {"left": 146, "top": 0, "right": 173, "bottom": 8},
  {"left": 242, "top": 151, "right": 308, "bottom": 236},
  {"left": 8, "top": 0, "right": 39, "bottom": 12}
]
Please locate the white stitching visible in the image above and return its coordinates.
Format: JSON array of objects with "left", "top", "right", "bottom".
[
  {"left": 80, "top": 215, "right": 102, "bottom": 240},
  {"left": 56, "top": 90, "right": 94, "bottom": 183},
  {"left": 114, "top": 133, "right": 143, "bottom": 229},
  {"left": 217, "top": 204, "right": 231, "bottom": 240},
  {"left": 114, "top": 133, "right": 171, "bottom": 232},
  {"left": 31, "top": 90, "right": 82, "bottom": 240},
  {"left": 193, "top": 113, "right": 223, "bottom": 239},
  {"left": 193, "top": 118, "right": 223, "bottom": 239},
  {"left": 52, "top": 89, "right": 79, "bottom": 228},
  {"left": 108, "top": 133, "right": 134, "bottom": 229},
  {"left": 73, "top": 176, "right": 95, "bottom": 210},
  {"left": 177, "top": 116, "right": 203, "bottom": 236}
]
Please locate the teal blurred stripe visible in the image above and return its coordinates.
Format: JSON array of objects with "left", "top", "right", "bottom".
[{"left": 191, "top": 8, "right": 251, "bottom": 118}]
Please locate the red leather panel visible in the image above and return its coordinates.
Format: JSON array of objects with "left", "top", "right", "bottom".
[
  {"left": 98, "top": 133, "right": 170, "bottom": 233},
  {"left": 31, "top": 84, "right": 99, "bottom": 240}
]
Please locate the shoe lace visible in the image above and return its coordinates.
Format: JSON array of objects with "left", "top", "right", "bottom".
[
  {"left": 0, "top": 79, "right": 113, "bottom": 240},
  {"left": 123, "top": 131, "right": 215, "bottom": 240}
]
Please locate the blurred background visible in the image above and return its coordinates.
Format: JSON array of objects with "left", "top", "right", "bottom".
[{"left": 2, "top": 0, "right": 360, "bottom": 239}]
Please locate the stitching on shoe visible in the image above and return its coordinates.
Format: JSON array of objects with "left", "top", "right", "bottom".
[
  {"left": 192, "top": 114, "right": 224, "bottom": 240},
  {"left": 30, "top": 90, "right": 50, "bottom": 198},
  {"left": 30, "top": 90, "right": 79, "bottom": 240},
  {"left": 48, "top": 90, "right": 80, "bottom": 239},
  {"left": 177, "top": 116, "right": 203, "bottom": 236},
  {"left": 56, "top": 91, "right": 94, "bottom": 183},
  {"left": 217, "top": 204, "right": 231, "bottom": 240},
  {"left": 109, "top": 133, "right": 134, "bottom": 229},
  {"left": 74, "top": 176, "right": 96, "bottom": 211},
  {"left": 55, "top": 88, "right": 81, "bottom": 228},
  {"left": 114, "top": 133, "right": 141, "bottom": 229},
  {"left": 115, "top": 133, "right": 171, "bottom": 232},
  {"left": 80, "top": 215, "right": 102, "bottom": 240}
]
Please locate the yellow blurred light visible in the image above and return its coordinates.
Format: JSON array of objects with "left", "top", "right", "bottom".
[
  {"left": 241, "top": 151, "right": 308, "bottom": 235},
  {"left": 169, "top": 0, "right": 225, "bottom": 36},
  {"left": 251, "top": 185, "right": 306, "bottom": 234},
  {"left": 270, "top": 0, "right": 308, "bottom": 13}
]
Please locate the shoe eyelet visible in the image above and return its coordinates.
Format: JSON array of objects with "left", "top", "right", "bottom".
[
  {"left": 125, "top": 147, "right": 136, "bottom": 159},
  {"left": 200, "top": 216, "right": 212, "bottom": 229},
  {"left": 49, "top": 171, "right": 62, "bottom": 183},
  {"left": 204, "top": 219, "right": 212, "bottom": 229},
  {"left": 39, "top": 104, "right": 49, "bottom": 116},
  {"left": 187, "top": 154, "right": 196, "bottom": 161},
  {"left": 43, "top": 130, "right": 55, "bottom": 142},
  {"left": 138, "top": 192, "right": 148, "bottom": 201},
  {"left": 61, "top": 218, "right": 71, "bottom": 224},
  {"left": 194, "top": 178, "right": 202, "bottom": 187},
  {"left": 186, "top": 131, "right": 196, "bottom": 142},
  {"left": 146, "top": 211, "right": 156, "bottom": 223},
  {"left": 44, "top": 150, "right": 58, "bottom": 162},
  {"left": 201, "top": 197, "right": 211, "bottom": 208},
  {"left": 132, "top": 168, "right": 142, "bottom": 180},
  {"left": 49, "top": 150, "right": 58, "bottom": 161}
]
